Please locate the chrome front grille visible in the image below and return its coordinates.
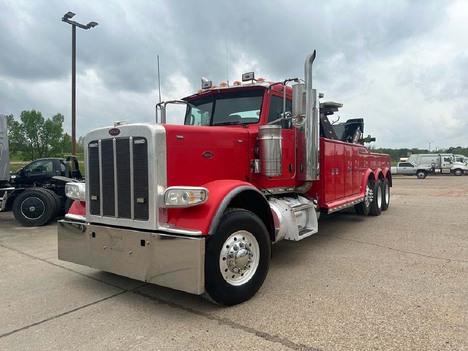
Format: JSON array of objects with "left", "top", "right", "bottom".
[{"left": 88, "top": 137, "right": 149, "bottom": 220}]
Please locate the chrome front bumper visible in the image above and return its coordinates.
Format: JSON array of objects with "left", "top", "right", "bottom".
[{"left": 58, "top": 220, "right": 205, "bottom": 295}]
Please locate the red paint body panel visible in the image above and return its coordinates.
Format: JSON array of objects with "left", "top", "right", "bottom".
[
  {"left": 165, "top": 125, "right": 251, "bottom": 187},
  {"left": 164, "top": 117, "right": 390, "bottom": 215},
  {"left": 67, "top": 200, "right": 86, "bottom": 217},
  {"left": 308, "top": 138, "right": 391, "bottom": 211}
]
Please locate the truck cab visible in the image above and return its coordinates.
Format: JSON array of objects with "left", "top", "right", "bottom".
[{"left": 11, "top": 156, "right": 81, "bottom": 187}]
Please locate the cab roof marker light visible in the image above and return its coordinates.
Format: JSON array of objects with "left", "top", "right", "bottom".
[
  {"left": 233, "top": 81, "right": 241, "bottom": 86},
  {"left": 242, "top": 72, "right": 255, "bottom": 81},
  {"left": 201, "top": 76, "right": 212, "bottom": 89}
]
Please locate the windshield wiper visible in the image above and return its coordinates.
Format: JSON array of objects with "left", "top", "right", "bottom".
[{"left": 213, "top": 121, "right": 242, "bottom": 126}]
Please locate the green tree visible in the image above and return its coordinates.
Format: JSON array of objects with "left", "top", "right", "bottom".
[
  {"left": 60, "top": 133, "right": 72, "bottom": 155},
  {"left": 8, "top": 110, "right": 69, "bottom": 160},
  {"left": 77, "top": 135, "right": 85, "bottom": 154}
]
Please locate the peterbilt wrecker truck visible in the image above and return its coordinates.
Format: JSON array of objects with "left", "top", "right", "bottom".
[{"left": 58, "top": 51, "right": 392, "bottom": 306}]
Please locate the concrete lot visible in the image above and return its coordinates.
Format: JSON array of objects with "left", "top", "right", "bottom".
[{"left": 0, "top": 176, "right": 467, "bottom": 351}]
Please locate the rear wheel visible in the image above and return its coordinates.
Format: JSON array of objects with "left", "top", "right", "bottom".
[
  {"left": 12, "top": 188, "right": 57, "bottom": 226},
  {"left": 355, "top": 179, "right": 373, "bottom": 216},
  {"left": 204, "top": 208, "right": 271, "bottom": 306},
  {"left": 369, "top": 180, "right": 383, "bottom": 216},
  {"left": 41, "top": 188, "right": 63, "bottom": 216},
  {"left": 381, "top": 178, "right": 390, "bottom": 211},
  {"left": 416, "top": 170, "right": 427, "bottom": 179}
]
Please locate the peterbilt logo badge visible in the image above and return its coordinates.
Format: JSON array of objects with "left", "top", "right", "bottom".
[
  {"left": 202, "top": 151, "right": 214, "bottom": 158},
  {"left": 109, "top": 128, "right": 120, "bottom": 136}
]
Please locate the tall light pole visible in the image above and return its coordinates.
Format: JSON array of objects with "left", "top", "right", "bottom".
[
  {"left": 62, "top": 11, "right": 98, "bottom": 155},
  {"left": 428, "top": 140, "right": 434, "bottom": 152}
]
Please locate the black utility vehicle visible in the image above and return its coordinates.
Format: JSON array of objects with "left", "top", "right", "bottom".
[{"left": 1, "top": 156, "right": 82, "bottom": 226}]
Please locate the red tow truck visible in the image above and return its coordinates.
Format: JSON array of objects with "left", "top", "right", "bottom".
[{"left": 58, "top": 51, "right": 392, "bottom": 306}]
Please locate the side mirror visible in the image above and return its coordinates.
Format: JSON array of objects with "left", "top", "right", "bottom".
[{"left": 292, "top": 83, "right": 306, "bottom": 127}]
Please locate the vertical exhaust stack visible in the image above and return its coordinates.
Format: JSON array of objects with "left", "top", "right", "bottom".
[
  {"left": 295, "top": 51, "right": 319, "bottom": 184},
  {"left": 305, "top": 50, "right": 319, "bottom": 181}
]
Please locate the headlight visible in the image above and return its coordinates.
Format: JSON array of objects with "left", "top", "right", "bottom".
[
  {"left": 164, "top": 187, "right": 208, "bottom": 207},
  {"left": 65, "top": 182, "right": 86, "bottom": 201}
]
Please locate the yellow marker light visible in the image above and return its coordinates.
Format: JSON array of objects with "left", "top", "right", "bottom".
[
  {"left": 233, "top": 81, "right": 241, "bottom": 86},
  {"left": 164, "top": 187, "right": 209, "bottom": 207},
  {"left": 257, "top": 77, "right": 265, "bottom": 82},
  {"left": 219, "top": 82, "right": 228, "bottom": 87}
]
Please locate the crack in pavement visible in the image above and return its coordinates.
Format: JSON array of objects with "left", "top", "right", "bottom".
[
  {"left": 318, "top": 234, "right": 468, "bottom": 263},
  {"left": 133, "top": 290, "right": 324, "bottom": 351},
  {"left": 0, "top": 290, "right": 128, "bottom": 339}
]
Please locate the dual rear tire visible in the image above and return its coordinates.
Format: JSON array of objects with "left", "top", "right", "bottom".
[
  {"left": 12, "top": 188, "right": 59, "bottom": 227},
  {"left": 355, "top": 178, "right": 390, "bottom": 216}
]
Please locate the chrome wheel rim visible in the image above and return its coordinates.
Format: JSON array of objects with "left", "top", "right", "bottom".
[
  {"left": 219, "top": 230, "right": 260, "bottom": 286},
  {"left": 384, "top": 182, "right": 390, "bottom": 204},
  {"left": 364, "top": 184, "right": 374, "bottom": 208},
  {"left": 376, "top": 184, "right": 383, "bottom": 208}
]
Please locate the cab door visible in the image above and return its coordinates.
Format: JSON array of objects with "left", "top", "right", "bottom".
[
  {"left": 267, "top": 94, "right": 296, "bottom": 181},
  {"left": 18, "top": 159, "right": 56, "bottom": 186}
]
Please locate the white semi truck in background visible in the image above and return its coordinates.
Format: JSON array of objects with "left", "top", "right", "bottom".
[
  {"left": 407, "top": 153, "right": 468, "bottom": 177},
  {"left": 392, "top": 153, "right": 468, "bottom": 179}
]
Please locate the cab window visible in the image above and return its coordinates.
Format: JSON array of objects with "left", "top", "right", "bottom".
[
  {"left": 24, "top": 160, "right": 53, "bottom": 174},
  {"left": 268, "top": 95, "right": 292, "bottom": 129}
]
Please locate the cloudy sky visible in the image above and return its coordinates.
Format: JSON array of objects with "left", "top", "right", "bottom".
[{"left": 1, "top": 0, "right": 467, "bottom": 150}]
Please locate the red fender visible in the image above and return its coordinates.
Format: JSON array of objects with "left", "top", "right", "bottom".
[
  {"left": 373, "top": 167, "right": 392, "bottom": 186},
  {"left": 166, "top": 179, "right": 266, "bottom": 236},
  {"left": 382, "top": 167, "right": 392, "bottom": 186},
  {"left": 374, "top": 167, "right": 383, "bottom": 180},
  {"left": 65, "top": 200, "right": 86, "bottom": 220}
]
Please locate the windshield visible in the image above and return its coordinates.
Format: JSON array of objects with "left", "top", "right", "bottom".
[
  {"left": 184, "top": 89, "right": 264, "bottom": 126},
  {"left": 454, "top": 155, "right": 468, "bottom": 163}
]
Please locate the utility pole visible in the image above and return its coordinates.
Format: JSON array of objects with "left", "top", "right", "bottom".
[{"left": 62, "top": 11, "right": 98, "bottom": 155}]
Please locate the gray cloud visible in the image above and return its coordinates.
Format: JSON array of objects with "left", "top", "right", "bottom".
[{"left": 0, "top": 0, "right": 464, "bottom": 150}]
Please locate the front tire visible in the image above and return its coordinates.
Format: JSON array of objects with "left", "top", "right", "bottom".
[
  {"left": 453, "top": 169, "right": 463, "bottom": 176},
  {"left": 204, "top": 208, "right": 271, "bottom": 306}
]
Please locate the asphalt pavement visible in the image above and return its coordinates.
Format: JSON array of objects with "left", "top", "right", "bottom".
[{"left": 1, "top": 176, "right": 467, "bottom": 351}]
